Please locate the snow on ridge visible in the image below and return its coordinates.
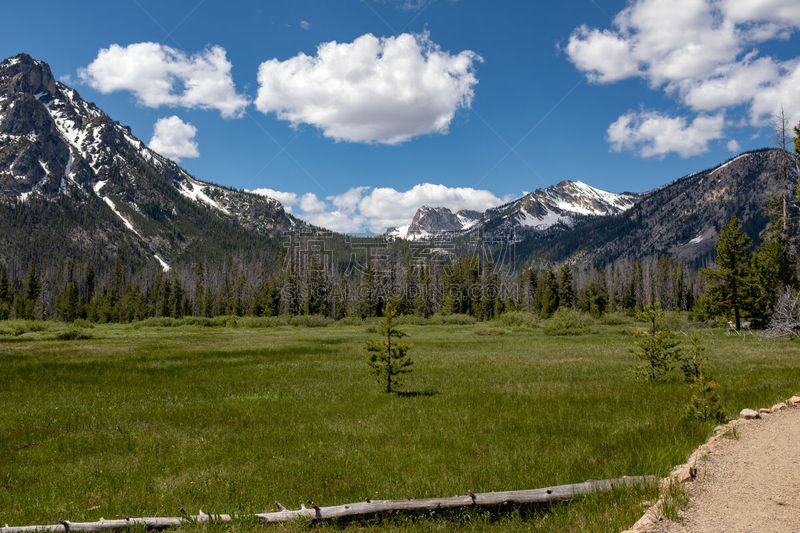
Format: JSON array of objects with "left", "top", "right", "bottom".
[
  {"left": 457, "top": 213, "right": 480, "bottom": 230},
  {"left": 689, "top": 234, "right": 704, "bottom": 245},
  {"left": 153, "top": 254, "right": 171, "bottom": 272},
  {"left": 710, "top": 153, "right": 750, "bottom": 176},
  {"left": 64, "top": 152, "right": 74, "bottom": 180},
  {"left": 388, "top": 224, "right": 411, "bottom": 239},
  {"left": 102, "top": 196, "right": 141, "bottom": 237},
  {"left": 177, "top": 177, "right": 230, "bottom": 214},
  {"left": 517, "top": 208, "right": 568, "bottom": 230},
  {"left": 93, "top": 180, "right": 107, "bottom": 194}
]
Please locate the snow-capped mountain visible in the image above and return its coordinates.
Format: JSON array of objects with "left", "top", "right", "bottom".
[
  {"left": 512, "top": 149, "right": 800, "bottom": 266},
  {"left": 0, "top": 54, "right": 304, "bottom": 272},
  {"left": 388, "top": 206, "right": 481, "bottom": 240},
  {"left": 389, "top": 180, "right": 637, "bottom": 240}
]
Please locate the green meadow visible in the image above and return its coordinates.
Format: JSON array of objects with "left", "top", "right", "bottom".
[{"left": 1, "top": 315, "right": 798, "bottom": 531}]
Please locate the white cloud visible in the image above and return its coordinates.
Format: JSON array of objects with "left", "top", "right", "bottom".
[
  {"left": 727, "top": 139, "right": 741, "bottom": 152},
  {"left": 299, "top": 192, "right": 326, "bottom": 213},
  {"left": 607, "top": 111, "right": 725, "bottom": 158},
  {"left": 748, "top": 58, "right": 800, "bottom": 126},
  {"left": 250, "top": 188, "right": 299, "bottom": 212},
  {"left": 300, "top": 20, "right": 311, "bottom": 30},
  {"left": 328, "top": 186, "right": 370, "bottom": 213},
  {"left": 565, "top": 27, "right": 639, "bottom": 83},
  {"left": 79, "top": 43, "right": 249, "bottom": 118},
  {"left": 248, "top": 183, "right": 504, "bottom": 233},
  {"left": 255, "top": 32, "right": 482, "bottom": 144},
  {"left": 566, "top": 0, "right": 800, "bottom": 156},
  {"left": 720, "top": 0, "right": 800, "bottom": 28},
  {"left": 148, "top": 116, "right": 199, "bottom": 162}
]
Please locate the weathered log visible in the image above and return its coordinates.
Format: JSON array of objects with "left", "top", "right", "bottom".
[{"left": 1, "top": 476, "right": 654, "bottom": 532}]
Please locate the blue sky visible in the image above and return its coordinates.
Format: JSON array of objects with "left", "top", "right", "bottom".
[{"left": 2, "top": 0, "right": 799, "bottom": 232}]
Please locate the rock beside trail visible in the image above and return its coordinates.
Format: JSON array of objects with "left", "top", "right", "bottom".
[
  {"left": 789, "top": 396, "right": 800, "bottom": 406},
  {"left": 758, "top": 408, "right": 771, "bottom": 414},
  {"left": 739, "top": 408, "right": 760, "bottom": 420},
  {"left": 771, "top": 402, "right": 787, "bottom": 412}
]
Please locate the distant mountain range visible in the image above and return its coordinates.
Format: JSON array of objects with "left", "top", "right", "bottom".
[
  {"left": 0, "top": 53, "right": 797, "bottom": 275},
  {"left": 388, "top": 180, "right": 637, "bottom": 240}
]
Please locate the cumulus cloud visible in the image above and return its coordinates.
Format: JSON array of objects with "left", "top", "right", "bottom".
[
  {"left": 79, "top": 43, "right": 249, "bottom": 118},
  {"left": 250, "top": 183, "right": 504, "bottom": 233},
  {"left": 250, "top": 188, "right": 299, "bottom": 212},
  {"left": 299, "top": 192, "right": 327, "bottom": 213},
  {"left": 148, "top": 116, "right": 199, "bottom": 162},
  {"left": 255, "top": 32, "right": 482, "bottom": 144},
  {"left": 566, "top": 0, "right": 800, "bottom": 156},
  {"left": 607, "top": 111, "right": 725, "bottom": 158},
  {"left": 727, "top": 139, "right": 741, "bottom": 152}
]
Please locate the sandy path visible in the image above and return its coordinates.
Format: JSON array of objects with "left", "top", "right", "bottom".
[{"left": 655, "top": 407, "right": 800, "bottom": 533}]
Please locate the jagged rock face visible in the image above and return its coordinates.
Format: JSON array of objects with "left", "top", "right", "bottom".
[
  {"left": 412, "top": 206, "right": 465, "bottom": 232},
  {"left": 0, "top": 53, "right": 305, "bottom": 271},
  {"left": 388, "top": 206, "right": 482, "bottom": 240}
]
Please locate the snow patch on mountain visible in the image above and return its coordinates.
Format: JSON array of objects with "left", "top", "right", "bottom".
[
  {"left": 102, "top": 196, "right": 141, "bottom": 237},
  {"left": 154, "top": 254, "right": 171, "bottom": 272},
  {"left": 177, "top": 177, "right": 230, "bottom": 214}
]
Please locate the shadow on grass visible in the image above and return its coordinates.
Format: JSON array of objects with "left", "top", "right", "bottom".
[{"left": 393, "top": 390, "right": 439, "bottom": 398}]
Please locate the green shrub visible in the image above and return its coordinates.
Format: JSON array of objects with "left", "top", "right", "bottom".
[
  {"left": 599, "top": 312, "right": 634, "bottom": 325},
  {"left": 544, "top": 309, "right": 594, "bottom": 336},
  {"left": 55, "top": 328, "right": 92, "bottom": 340},
  {"left": 238, "top": 316, "right": 290, "bottom": 328},
  {"left": 496, "top": 311, "right": 540, "bottom": 328},
  {"left": 288, "top": 315, "right": 331, "bottom": 328},
  {"left": 335, "top": 315, "right": 364, "bottom": 326},
  {"left": 474, "top": 328, "right": 507, "bottom": 336},
  {"left": 439, "top": 313, "right": 477, "bottom": 325}
]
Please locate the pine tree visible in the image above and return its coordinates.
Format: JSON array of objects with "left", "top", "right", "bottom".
[
  {"left": 534, "top": 269, "right": 558, "bottom": 318},
  {"left": 365, "top": 303, "right": 413, "bottom": 393},
  {"left": 685, "top": 353, "right": 725, "bottom": 423},
  {"left": 0, "top": 264, "right": 9, "bottom": 303},
  {"left": 749, "top": 202, "right": 797, "bottom": 326},
  {"left": 700, "top": 217, "right": 753, "bottom": 330},
  {"left": 632, "top": 301, "right": 681, "bottom": 381},
  {"left": 558, "top": 264, "right": 575, "bottom": 309}
]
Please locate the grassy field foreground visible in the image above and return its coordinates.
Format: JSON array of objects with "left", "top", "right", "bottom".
[{"left": 1, "top": 316, "right": 799, "bottom": 531}]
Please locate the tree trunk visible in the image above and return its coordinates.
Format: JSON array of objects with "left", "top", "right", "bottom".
[{"left": 1, "top": 476, "right": 654, "bottom": 532}]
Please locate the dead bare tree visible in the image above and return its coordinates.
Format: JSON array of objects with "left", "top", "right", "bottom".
[
  {"left": 774, "top": 107, "right": 791, "bottom": 238},
  {"left": 761, "top": 287, "right": 800, "bottom": 338}
]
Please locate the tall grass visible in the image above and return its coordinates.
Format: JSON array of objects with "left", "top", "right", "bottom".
[{"left": 1, "top": 321, "right": 797, "bottom": 531}]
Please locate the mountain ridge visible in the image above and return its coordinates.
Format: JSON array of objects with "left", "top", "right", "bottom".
[
  {"left": 0, "top": 53, "right": 307, "bottom": 274},
  {"left": 388, "top": 180, "right": 637, "bottom": 240}
]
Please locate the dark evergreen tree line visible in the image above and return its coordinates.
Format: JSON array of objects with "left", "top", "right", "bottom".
[{"left": 0, "top": 248, "right": 701, "bottom": 323}]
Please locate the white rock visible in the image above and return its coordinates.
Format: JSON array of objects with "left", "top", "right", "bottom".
[
  {"left": 740, "top": 408, "right": 760, "bottom": 420},
  {"left": 758, "top": 408, "right": 771, "bottom": 414},
  {"left": 771, "top": 402, "right": 787, "bottom": 412},
  {"left": 789, "top": 396, "right": 800, "bottom": 406}
]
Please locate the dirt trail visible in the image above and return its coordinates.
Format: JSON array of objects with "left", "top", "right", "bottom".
[{"left": 655, "top": 406, "right": 800, "bottom": 533}]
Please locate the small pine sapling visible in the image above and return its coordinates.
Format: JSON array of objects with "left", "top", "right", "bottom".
[
  {"left": 631, "top": 301, "right": 681, "bottom": 381},
  {"left": 678, "top": 334, "right": 705, "bottom": 383},
  {"left": 685, "top": 365, "right": 726, "bottom": 423},
  {"left": 366, "top": 303, "right": 413, "bottom": 393}
]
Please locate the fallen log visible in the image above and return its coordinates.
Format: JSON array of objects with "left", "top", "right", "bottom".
[{"left": 2, "top": 475, "right": 654, "bottom": 532}]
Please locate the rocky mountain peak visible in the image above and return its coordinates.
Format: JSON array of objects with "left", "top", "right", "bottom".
[
  {"left": 1, "top": 53, "right": 57, "bottom": 97},
  {"left": 0, "top": 53, "right": 304, "bottom": 272}
]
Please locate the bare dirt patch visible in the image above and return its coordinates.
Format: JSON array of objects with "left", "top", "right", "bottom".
[{"left": 654, "top": 407, "right": 800, "bottom": 532}]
